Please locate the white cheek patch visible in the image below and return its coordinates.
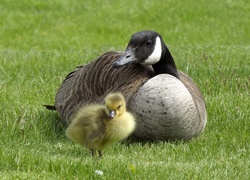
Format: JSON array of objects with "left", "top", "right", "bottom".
[{"left": 142, "top": 36, "right": 162, "bottom": 65}]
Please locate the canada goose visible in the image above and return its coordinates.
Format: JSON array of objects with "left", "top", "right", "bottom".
[
  {"left": 46, "top": 30, "right": 207, "bottom": 141},
  {"left": 113, "top": 30, "right": 207, "bottom": 140},
  {"left": 65, "top": 93, "right": 136, "bottom": 157}
]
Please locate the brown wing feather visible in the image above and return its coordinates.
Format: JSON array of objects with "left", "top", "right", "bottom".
[{"left": 55, "top": 51, "right": 152, "bottom": 125}]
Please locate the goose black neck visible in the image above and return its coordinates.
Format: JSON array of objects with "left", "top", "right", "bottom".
[{"left": 152, "top": 45, "right": 179, "bottom": 79}]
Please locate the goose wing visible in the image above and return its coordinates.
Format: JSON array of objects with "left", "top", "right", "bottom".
[{"left": 54, "top": 51, "right": 152, "bottom": 125}]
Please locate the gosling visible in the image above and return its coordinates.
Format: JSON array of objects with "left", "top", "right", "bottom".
[{"left": 65, "top": 93, "right": 136, "bottom": 157}]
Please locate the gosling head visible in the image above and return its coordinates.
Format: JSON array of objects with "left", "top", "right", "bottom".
[{"left": 104, "top": 93, "right": 126, "bottom": 119}]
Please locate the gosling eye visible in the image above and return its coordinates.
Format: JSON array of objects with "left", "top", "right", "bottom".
[
  {"left": 117, "top": 105, "right": 121, "bottom": 110},
  {"left": 145, "top": 40, "right": 152, "bottom": 46}
]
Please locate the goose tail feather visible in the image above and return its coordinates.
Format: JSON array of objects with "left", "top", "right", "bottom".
[{"left": 43, "top": 105, "right": 57, "bottom": 111}]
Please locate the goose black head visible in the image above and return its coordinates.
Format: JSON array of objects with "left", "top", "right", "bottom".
[{"left": 113, "top": 30, "right": 179, "bottom": 79}]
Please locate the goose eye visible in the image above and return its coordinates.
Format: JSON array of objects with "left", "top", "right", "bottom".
[
  {"left": 145, "top": 40, "right": 152, "bottom": 46},
  {"left": 117, "top": 105, "right": 121, "bottom": 110}
]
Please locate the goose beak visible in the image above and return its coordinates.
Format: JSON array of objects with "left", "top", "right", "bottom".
[
  {"left": 113, "top": 48, "right": 138, "bottom": 68},
  {"left": 109, "top": 110, "right": 116, "bottom": 119}
]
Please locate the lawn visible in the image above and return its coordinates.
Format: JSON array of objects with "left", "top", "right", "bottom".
[{"left": 0, "top": 0, "right": 249, "bottom": 179}]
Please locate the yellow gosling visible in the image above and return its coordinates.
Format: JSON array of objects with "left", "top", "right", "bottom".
[{"left": 65, "top": 93, "right": 136, "bottom": 157}]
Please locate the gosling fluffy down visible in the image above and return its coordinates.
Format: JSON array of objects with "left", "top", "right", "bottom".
[{"left": 65, "top": 93, "right": 136, "bottom": 157}]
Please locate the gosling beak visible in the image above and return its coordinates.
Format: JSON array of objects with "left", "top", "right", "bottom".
[
  {"left": 109, "top": 110, "right": 116, "bottom": 119},
  {"left": 113, "top": 48, "right": 138, "bottom": 68}
]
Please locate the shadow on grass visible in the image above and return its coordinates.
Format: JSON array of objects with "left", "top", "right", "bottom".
[{"left": 122, "top": 135, "right": 188, "bottom": 148}]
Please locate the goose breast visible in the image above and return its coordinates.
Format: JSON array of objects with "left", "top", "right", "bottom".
[{"left": 128, "top": 74, "right": 207, "bottom": 141}]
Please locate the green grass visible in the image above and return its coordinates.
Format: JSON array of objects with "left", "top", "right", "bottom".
[{"left": 0, "top": 0, "right": 249, "bottom": 179}]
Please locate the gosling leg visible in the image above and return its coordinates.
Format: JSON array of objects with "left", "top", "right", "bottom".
[
  {"left": 90, "top": 148, "right": 95, "bottom": 157},
  {"left": 98, "top": 150, "right": 102, "bottom": 158}
]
